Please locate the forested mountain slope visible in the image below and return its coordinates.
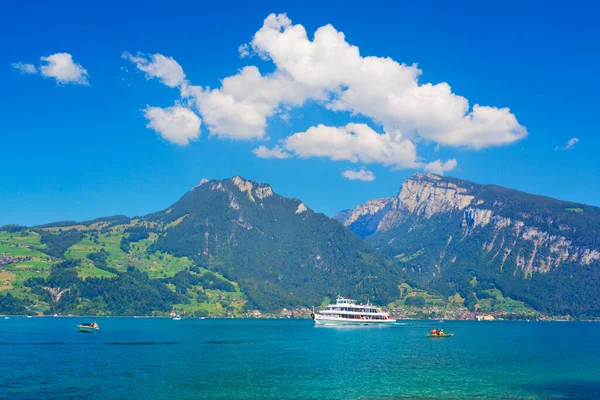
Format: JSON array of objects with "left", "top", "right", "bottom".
[
  {"left": 336, "top": 173, "right": 600, "bottom": 317},
  {"left": 0, "top": 177, "right": 407, "bottom": 315}
]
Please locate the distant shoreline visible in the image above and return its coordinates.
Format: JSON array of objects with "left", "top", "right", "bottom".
[{"left": 2, "top": 314, "right": 597, "bottom": 322}]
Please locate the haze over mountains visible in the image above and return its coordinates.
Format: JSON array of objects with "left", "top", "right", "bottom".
[{"left": 1, "top": 174, "right": 599, "bottom": 317}]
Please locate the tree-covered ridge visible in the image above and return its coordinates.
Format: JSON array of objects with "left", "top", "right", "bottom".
[{"left": 148, "top": 177, "right": 408, "bottom": 311}]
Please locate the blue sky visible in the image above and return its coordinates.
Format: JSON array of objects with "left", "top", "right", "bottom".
[{"left": 2, "top": 0, "right": 599, "bottom": 226}]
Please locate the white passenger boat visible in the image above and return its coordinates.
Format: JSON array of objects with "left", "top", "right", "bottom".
[{"left": 311, "top": 296, "right": 395, "bottom": 325}]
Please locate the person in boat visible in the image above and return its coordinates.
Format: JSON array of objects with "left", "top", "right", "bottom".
[
  {"left": 438, "top": 329, "right": 444, "bottom": 336},
  {"left": 431, "top": 328, "right": 438, "bottom": 335}
]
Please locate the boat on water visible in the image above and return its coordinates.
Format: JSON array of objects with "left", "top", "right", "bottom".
[
  {"left": 311, "top": 296, "right": 396, "bottom": 326},
  {"left": 77, "top": 322, "right": 99, "bottom": 332},
  {"left": 172, "top": 315, "right": 182, "bottom": 321},
  {"left": 426, "top": 333, "right": 454, "bottom": 337}
]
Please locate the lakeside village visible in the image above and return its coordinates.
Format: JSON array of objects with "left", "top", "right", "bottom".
[
  {"left": 2, "top": 306, "right": 573, "bottom": 321},
  {"left": 244, "top": 305, "right": 573, "bottom": 322}
]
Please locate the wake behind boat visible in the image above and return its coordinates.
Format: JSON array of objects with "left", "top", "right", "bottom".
[
  {"left": 78, "top": 322, "right": 99, "bottom": 332},
  {"left": 311, "top": 296, "right": 395, "bottom": 325}
]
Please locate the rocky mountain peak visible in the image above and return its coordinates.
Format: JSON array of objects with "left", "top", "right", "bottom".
[
  {"left": 295, "top": 203, "right": 308, "bottom": 214},
  {"left": 411, "top": 172, "right": 443, "bottom": 181},
  {"left": 231, "top": 176, "right": 255, "bottom": 201},
  {"left": 227, "top": 176, "right": 274, "bottom": 202},
  {"left": 194, "top": 178, "right": 209, "bottom": 189},
  {"left": 342, "top": 197, "right": 396, "bottom": 227},
  {"left": 398, "top": 173, "right": 474, "bottom": 218},
  {"left": 337, "top": 173, "right": 475, "bottom": 233}
]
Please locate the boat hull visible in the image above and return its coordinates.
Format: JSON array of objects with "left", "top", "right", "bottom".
[
  {"left": 426, "top": 333, "right": 454, "bottom": 338},
  {"left": 313, "top": 315, "right": 396, "bottom": 326},
  {"left": 77, "top": 325, "right": 99, "bottom": 333}
]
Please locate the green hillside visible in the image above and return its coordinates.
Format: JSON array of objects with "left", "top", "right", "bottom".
[
  {"left": 0, "top": 220, "right": 245, "bottom": 316},
  {"left": 0, "top": 177, "right": 411, "bottom": 316}
]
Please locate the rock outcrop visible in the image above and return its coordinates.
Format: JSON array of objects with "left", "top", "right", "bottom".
[{"left": 341, "top": 173, "right": 600, "bottom": 273}]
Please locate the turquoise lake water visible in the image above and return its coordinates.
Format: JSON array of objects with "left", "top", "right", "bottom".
[{"left": 1, "top": 318, "right": 600, "bottom": 399}]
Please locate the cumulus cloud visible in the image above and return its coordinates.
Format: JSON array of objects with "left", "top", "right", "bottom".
[
  {"left": 123, "top": 51, "right": 312, "bottom": 139},
  {"left": 283, "top": 123, "right": 420, "bottom": 169},
  {"left": 12, "top": 54, "right": 88, "bottom": 85},
  {"left": 342, "top": 168, "right": 375, "bottom": 181},
  {"left": 283, "top": 123, "right": 456, "bottom": 173},
  {"left": 246, "top": 13, "right": 527, "bottom": 149},
  {"left": 144, "top": 105, "right": 201, "bottom": 145},
  {"left": 126, "top": 13, "right": 526, "bottom": 171},
  {"left": 423, "top": 158, "right": 457, "bottom": 175},
  {"left": 253, "top": 145, "right": 290, "bottom": 159},
  {"left": 122, "top": 52, "right": 186, "bottom": 88},
  {"left": 39, "top": 53, "right": 89, "bottom": 85},
  {"left": 11, "top": 62, "right": 37, "bottom": 74},
  {"left": 179, "top": 67, "right": 314, "bottom": 139}
]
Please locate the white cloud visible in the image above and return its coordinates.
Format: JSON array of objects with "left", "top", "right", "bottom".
[
  {"left": 122, "top": 52, "right": 186, "bottom": 88},
  {"left": 11, "top": 62, "right": 37, "bottom": 74},
  {"left": 564, "top": 137, "right": 579, "bottom": 150},
  {"left": 238, "top": 44, "right": 251, "bottom": 58},
  {"left": 283, "top": 123, "right": 420, "bottom": 169},
  {"left": 253, "top": 145, "right": 290, "bottom": 159},
  {"left": 247, "top": 13, "right": 527, "bottom": 149},
  {"left": 144, "top": 105, "right": 201, "bottom": 146},
  {"left": 284, "top": 123, "right": 455, "bottom": 173},
  {"left": 423, "top": 158, "right": 457, "bottom": 175},
  {"left": 179, "top": 67, "right": 314, "bottom": 139},
  {"left": 126, "top": 13, "right": 526, "bottom": 169},
  {"left": 39, "top": 53, "right": 89, "bottom": 85},
  {"left": 342, "top": 168, "right": 375, "bottom": 181}
]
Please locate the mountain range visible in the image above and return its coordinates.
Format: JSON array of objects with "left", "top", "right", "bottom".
[
  {"left": 335, "top": 173, "right": 600, "bottom": 316},
  {"left": 1, "top": 174, "right": 599, "bottom": 317}
]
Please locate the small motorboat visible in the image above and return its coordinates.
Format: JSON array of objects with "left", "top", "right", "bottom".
[
  {"left": 172, "top": 315, "right": 182, "bottom": 321},
  {"left": 426, "top": 332, "right": 454, "bottom": 338},
  {"left": 78, "top": 322, "right": 99, "bottom": 332}
]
